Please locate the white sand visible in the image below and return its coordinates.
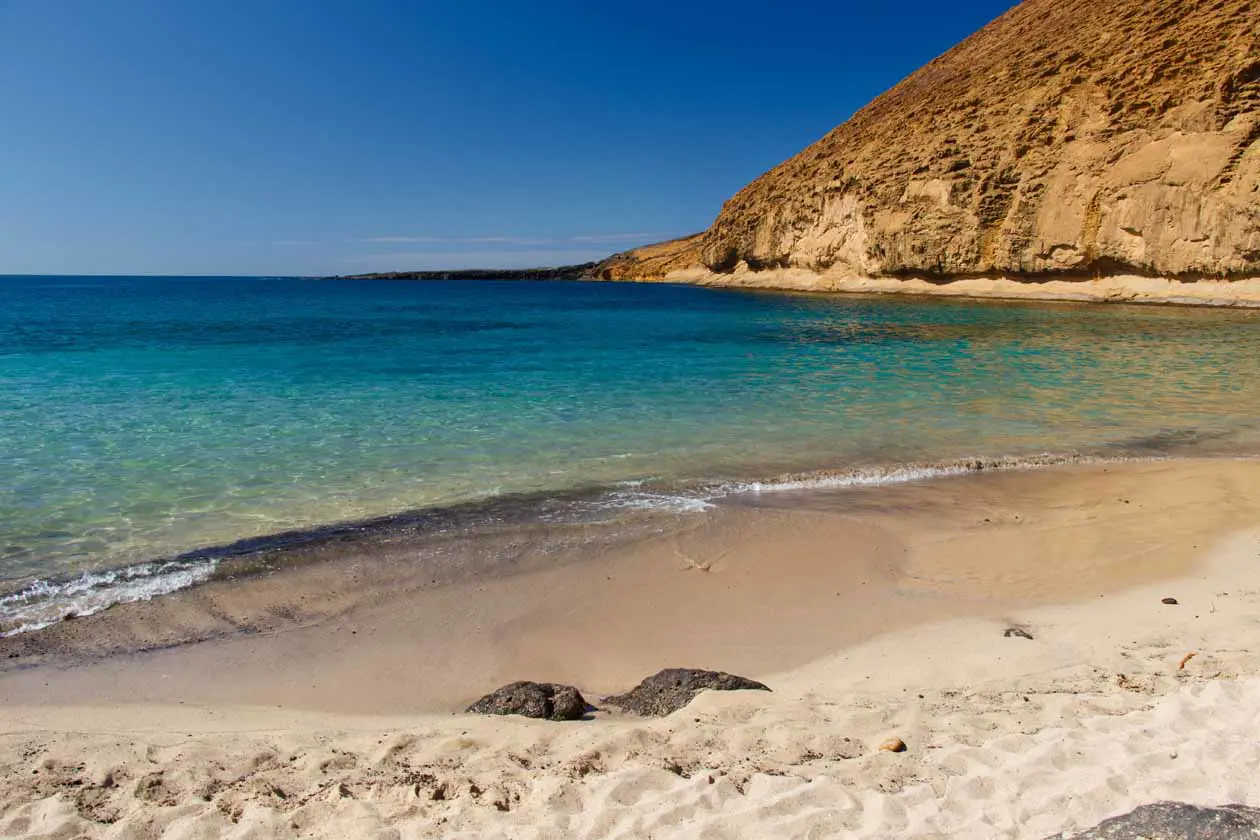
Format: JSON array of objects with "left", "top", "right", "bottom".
[{"left": 2, "top": 523, "right": 1258, "bottom": 838}]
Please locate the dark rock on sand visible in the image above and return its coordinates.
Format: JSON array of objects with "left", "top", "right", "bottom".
[
  {"left": 1162, "top": 597, "right": 1180, "bottom": 605},
  {"left": 606, "top": 668, "right": 770, "bottom": 717},
  {"left": 1004, "top": 627, "right": 1034, "bottom": 640},
  {"left": 1044, "top": 802, "right": 1260, "bottom": 839},
  {"left": 466, "top": 681, "right": 590, "bottom": 721}
]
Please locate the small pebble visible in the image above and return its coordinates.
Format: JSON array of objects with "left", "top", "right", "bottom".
[
  {"left": 880, "top": 738, "right": 907, "bottom": 753},
  {"left": 1162, "top": 597, "right": 1179, "bottom": 605}
]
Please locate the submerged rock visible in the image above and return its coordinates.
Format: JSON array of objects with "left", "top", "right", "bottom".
[
  {"left": 606, "top": 668, "right": 769, "bottom": 717},
  {"left": 1044, "top": 802, "right": 1260, "bottom": 839},
  {"left": 466, "top": 682, "right": 589, "bottom": 721}
]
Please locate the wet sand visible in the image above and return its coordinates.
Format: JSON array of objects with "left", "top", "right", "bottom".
[{"left": 1, "top": 458, "right": 1258, "bottom": 714}]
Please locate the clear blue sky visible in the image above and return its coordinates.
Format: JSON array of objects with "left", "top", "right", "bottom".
[{"left": 0, "top": 0, "right": 1014, "bottom": 276}]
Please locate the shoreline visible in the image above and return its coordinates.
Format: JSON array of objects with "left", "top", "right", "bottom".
[
  {"left": 1, "top": 457, "right": 1259, "bottom": 836},
  {"left": 0, "top": 453, "right": 1239, "bottom": 649},
  {"left": 3, "top": 457, "right": 1259, "bottom": 712},
  {"left": 659, "top": 266, "right": 1260, "bottom": 308}
]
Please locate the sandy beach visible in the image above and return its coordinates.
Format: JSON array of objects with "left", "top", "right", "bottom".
[{"left": 2, "top": 458, "right": 1260, "bottom": 838}]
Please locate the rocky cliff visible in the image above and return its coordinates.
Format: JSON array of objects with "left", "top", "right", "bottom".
[{"left": 598, "top": 0, "right": 1260, "bottom": 302}]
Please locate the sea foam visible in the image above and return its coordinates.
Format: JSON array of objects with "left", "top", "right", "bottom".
[{"left": 0, "top": 558, "right": 218, "bottom": 637}]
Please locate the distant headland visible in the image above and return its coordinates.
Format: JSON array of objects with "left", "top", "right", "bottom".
[{"left": 328, "top": 263, "right": 598, "bottom": 281}]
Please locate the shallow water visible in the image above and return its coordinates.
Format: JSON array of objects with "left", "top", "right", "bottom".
[{"left": 3, "top": 276, "right": 1259, "bottom": 628}]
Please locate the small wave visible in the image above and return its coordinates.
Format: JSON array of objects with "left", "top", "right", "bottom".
[
  {"left": 712, "top": 452, "right": 1144, "bottom": 497},
  {"left": 600, "top": 491, "right": 716, "bottom": 514},
  {"left": 0, "top": 558, "right": 218, "bottom": 637}
]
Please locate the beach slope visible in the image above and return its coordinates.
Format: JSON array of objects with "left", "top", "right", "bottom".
[{"left": 2, "top": 459, "right": 1260, "bottom": 838}]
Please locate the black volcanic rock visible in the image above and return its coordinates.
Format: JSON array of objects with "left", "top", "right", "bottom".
[
  {"left": 1044, "top": 802, "right": 1260, "bottom": 839},
  {"left": 606, "top": 668, "right": 769, "bottom": 717},
  {"left": 466, "top": 681, "right": 590, "bottom": 721}
]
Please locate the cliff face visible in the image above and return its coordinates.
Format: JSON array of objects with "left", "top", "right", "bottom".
[
  {"left": 704, "top": 0, "right": 1259, "bottom": 279},
  {"left": 600, "top": 0, "right": 1260, "bottom": 288}
]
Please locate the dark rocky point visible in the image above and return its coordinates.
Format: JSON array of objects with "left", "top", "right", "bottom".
[
  {"left": 606, "top": 668, "right": 770, "bottom": 717},
  {"left": 1162, "top": 597, "right": 1180, "bottom": 605},
  {"left": 1044, "top": 802, "right": 1260, "bottom": 839},
  {"left": 465, "top": 681, "right": 590, "bottom": 721},
  {"left": 1004, "top": 627, "right": 1035, "bottom": 640}
]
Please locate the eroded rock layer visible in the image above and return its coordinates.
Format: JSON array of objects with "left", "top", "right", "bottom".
[{"left": 589, "top": 234, "right": 706, "bottom": 281}]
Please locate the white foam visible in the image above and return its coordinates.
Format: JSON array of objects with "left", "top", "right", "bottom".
[
  {"left": 0, "top": 558, "right": 218, "bottom": 637},
  {"left": 712, "top": 453, "right": 1152, "bottom": 498},
  {"left": 603, "top": 492, "right": 716, "bottom": 514},
  {"left": 594, "top": 454, "right": 1151, "bottom": 520}
]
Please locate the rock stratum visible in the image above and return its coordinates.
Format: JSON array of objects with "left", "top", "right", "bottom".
[
  {"left": 587, "top": 234, "right": 706, "bottom": 281},
  {"left": 595, "top": 0, "right": 1260, "bottom": 304}
]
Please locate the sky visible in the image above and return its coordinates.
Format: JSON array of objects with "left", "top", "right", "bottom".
[{"left": 0, "top": 0, "right": 1016, "bottom": 276}]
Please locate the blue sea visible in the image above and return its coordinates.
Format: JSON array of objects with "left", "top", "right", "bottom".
[{"left": 3, "top": 275, "right": 1260, "bottom": 633}]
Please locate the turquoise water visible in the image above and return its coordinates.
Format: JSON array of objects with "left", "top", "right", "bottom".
[{"left": 3, "top": 276, "right": 1260, "bottom": 628}]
